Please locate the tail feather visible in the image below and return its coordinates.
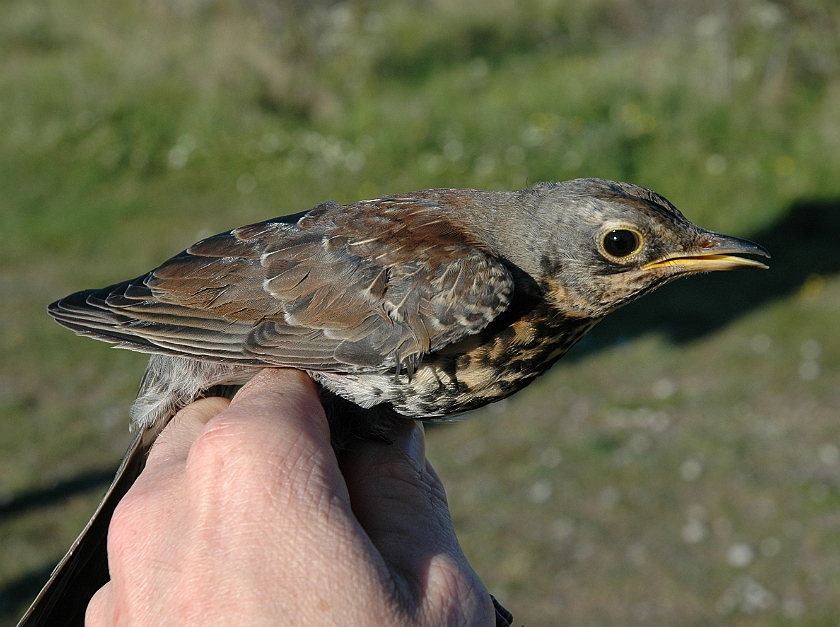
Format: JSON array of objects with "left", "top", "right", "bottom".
[{"left": 48, "top": 281, "right": 159, "bottom": 351}]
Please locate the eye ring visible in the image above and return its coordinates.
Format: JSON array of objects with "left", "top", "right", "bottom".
[{"left": 600, "top": 228, "right": 644, "bottom": 260}]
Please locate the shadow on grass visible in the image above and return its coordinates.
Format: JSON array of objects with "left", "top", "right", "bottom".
[
  {"left": 0, "top": 471, "right": 115, "bottom": 624},
  {"left": 3, "top": 196, "right": 839, "bottom": 624},
  {"left": 0, "top": 468, "right": 114, "bottom": 521},
  {"left": 575, "top": 196, "right": 840, "bottom": 352},
  {"left": 0, "top": 566, "right": 52, "bottom": 625}
]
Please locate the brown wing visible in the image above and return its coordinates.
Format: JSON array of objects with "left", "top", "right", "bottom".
[{"left": 49, "top": 196, "right": 515, "bottom": 374}]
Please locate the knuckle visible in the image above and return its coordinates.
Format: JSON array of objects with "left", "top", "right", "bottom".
[
  {"left": 107, "top": 488, "right": 150, "bottom": 563},
  {"left": 85, "top": 584, "right": 110, "bottom": 627}
]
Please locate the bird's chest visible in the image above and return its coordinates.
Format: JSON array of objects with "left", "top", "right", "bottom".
[
  {"left": 418, "top": 311, "right": 595, "bottom": 413},
  {"left": 381, "top": 305, "right": 596, "bottom": 418}
]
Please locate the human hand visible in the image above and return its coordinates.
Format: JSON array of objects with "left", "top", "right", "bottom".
[{"left": 86, "top": 368, "right": 498, "bottom": 626}]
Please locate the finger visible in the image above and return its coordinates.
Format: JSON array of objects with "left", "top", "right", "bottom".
[
  {"left": 195, "top": 368, "right": 337, "bottom": 489},
  {"left": 341, "top": 420, "right": 459, "bottom": 573},
  {"left": 84, "top": 582, "right": 111, "bottom": 627},
  {"left": 144, "top": 396, "right": 231, "bottom": 472},
  {"left": 141, "top": 368, "right": 328, "bottom": 487},
  {"left": 389, "top": 417, "right": 426, "bottom": 467},
  {"left": 228, "top": 368, "right": 330, "bottom": 447},
  {"left": 341, "top": 423, "right": 493, "bottom": 621},
  {"left": 175, "top": 368, "right": 354, "bottom": 533},
  {"left": 116, "top": 395, "right": 232, "bottom": 548}
]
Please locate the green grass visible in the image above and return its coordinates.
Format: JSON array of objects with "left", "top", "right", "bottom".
[{"left": 1, "top": 0, "right": 839, "bottom": 624}]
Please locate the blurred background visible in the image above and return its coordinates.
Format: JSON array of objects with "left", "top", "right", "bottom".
[{"left": 1, "top": 0, "right": 839, "bottom": 624}]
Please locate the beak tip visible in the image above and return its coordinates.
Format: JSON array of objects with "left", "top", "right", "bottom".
[{"left": 707, "top": 232, "right": 770, "bottom": 260}]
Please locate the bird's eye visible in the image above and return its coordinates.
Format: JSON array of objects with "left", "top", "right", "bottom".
[{"left": 601, "top": 229, "right": 643, "bottom": 259}]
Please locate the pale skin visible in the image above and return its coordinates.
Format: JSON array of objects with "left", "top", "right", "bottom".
[{"left": 86, "top": 369, "right": 495, "bottom": 627}]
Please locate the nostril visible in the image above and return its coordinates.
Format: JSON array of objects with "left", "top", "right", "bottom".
[{"left": 700, "top": 239, "right": 716, "bottom": 249}]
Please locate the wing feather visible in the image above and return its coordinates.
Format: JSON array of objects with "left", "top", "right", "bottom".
[{"left": 49, "top": 195, "right": 515, "bottom": 374}]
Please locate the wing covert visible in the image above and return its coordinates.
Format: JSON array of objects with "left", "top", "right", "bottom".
[
  {"left": 254, "top": 197, "right": 514, "bottom": 371},
  {"left": 49, "top": 196, "right": 515, "bottom": 374}
]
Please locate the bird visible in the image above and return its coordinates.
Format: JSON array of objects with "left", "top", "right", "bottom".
[{"left": 19, "top": 178, "right": 768, "bottom": 627}]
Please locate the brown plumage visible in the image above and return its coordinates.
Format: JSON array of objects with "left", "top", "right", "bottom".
[{"left": 20, "top": 178, "right": 768, "bottom": 627}]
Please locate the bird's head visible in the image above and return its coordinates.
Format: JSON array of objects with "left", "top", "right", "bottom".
[{"left": 503, "top": 178, "right": 769, "bottom": 319}]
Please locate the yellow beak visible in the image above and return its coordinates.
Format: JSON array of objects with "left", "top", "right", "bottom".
[{"left": 642, "top": 233, "right": 770, "bottom": 273}]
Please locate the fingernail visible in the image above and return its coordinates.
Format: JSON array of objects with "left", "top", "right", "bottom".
[{"left": 391, "top": 420, "right": 426, "bottom": 467}]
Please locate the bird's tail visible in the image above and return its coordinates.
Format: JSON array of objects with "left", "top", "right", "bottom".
[{"left": 47, "top": 280, "right": 160, "bottom": 351}]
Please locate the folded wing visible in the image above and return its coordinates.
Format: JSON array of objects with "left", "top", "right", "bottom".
[{"left": 49, "top": 197, "right": 514, "bottom": 375}]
